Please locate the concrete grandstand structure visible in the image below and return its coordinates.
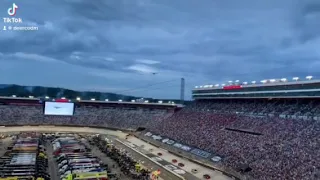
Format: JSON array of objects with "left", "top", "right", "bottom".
[{"left": 0, "top": 78, "right": 319, "bottom": 180}]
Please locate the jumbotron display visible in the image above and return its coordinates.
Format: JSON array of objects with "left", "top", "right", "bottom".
[{"left": 44, "top": 102, "right": 74, "bottom": 116}]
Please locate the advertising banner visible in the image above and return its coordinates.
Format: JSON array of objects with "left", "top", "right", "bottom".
[
  {"left": 144, "top": 132, "right": 209, "bottom": 156},
  {"left": 190, "top": 148, "right": 212, "bottom": 158},
  {"left": 161, "top": 138, "right": 175, "bottom": 145}
]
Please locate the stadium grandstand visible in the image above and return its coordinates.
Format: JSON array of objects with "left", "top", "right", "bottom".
[{"left": 0, "top": 76, "right": 319, "bottom": 180}]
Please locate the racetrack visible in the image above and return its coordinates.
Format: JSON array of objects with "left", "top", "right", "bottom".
[
  {"left": 0, "top": 126, "right": 233, "bottom": 180},
  {"left": 0, "top": 126, "right": 185, "bottom": 180}
]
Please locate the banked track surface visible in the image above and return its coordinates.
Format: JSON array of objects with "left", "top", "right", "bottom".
[
  {"left": 0, "top": 126, "right": 187, "bottom": 180},
  {"left": 0, "top": 126, "right": 235, "bottom": 180}
]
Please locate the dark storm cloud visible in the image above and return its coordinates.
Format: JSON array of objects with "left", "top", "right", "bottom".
[
  {"left": 60, "top": 0, "right": 145, "bottom": 22},
  {"left": 0, "top": 0, "right": 320, "bottom": 99},
  {"left": 293, "top": 0, "right": 320, "bottom": 43}
]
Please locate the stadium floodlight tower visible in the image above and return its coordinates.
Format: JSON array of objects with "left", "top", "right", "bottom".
[
  {"left": 180, "top": 77, "right": 185, "bottom": 104},
  {"left": 280, "top": 78, "right": 287, "bottom": 82},
  {"left": 251, "top": 81, "right": 256, "bottom": 84},
  {"left": 306, "top": 76, "right": 313, "bottom": 80},
  {"left": 293, "top": 77, "right": 299, "bottom": 81}
]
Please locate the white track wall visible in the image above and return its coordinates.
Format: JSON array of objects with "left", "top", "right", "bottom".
[{"left": 0, "top": 126, "right": 127, "bottom": 138}]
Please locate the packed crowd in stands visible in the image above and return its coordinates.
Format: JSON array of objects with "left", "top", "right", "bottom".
[
  {"left": 0, "top": 105, "right": 170, "bottom": 128},
  {"left": 0, "top": 99, "right": 319, "bottom": 180}
]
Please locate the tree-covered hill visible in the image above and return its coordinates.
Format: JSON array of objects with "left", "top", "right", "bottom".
[{"left": 0, "top": 84, "right": 187, "bottom": 104}]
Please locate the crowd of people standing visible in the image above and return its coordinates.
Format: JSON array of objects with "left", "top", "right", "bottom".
[{"left": 0, "top": 99, "right": 319, "bottom": 180}]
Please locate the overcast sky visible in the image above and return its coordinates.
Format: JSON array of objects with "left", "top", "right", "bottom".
[{"left": 1, "top": 0, "right": 320, "bottom": 99}]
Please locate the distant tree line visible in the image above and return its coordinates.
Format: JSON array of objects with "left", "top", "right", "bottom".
[{"left": 0, "top": 84, "right": 188, "bottom": 104}]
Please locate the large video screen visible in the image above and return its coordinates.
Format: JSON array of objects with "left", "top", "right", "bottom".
[{"left": 44, "top": 102, "right": 74, "bottom": 116}]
